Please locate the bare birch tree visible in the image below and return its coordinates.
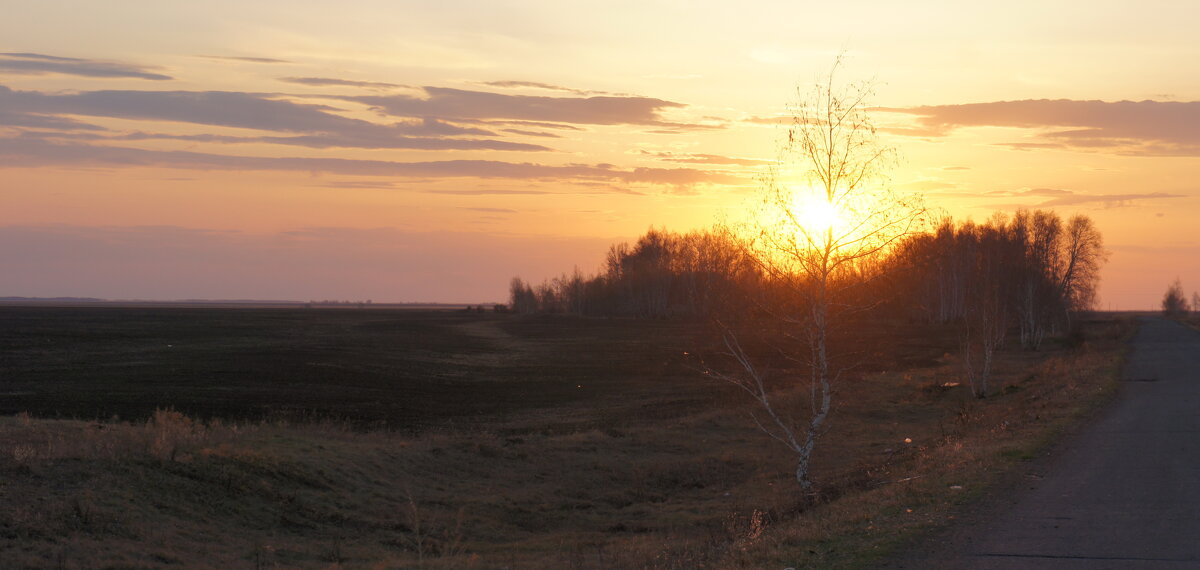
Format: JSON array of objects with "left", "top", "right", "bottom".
[
  {"left": 704, "top": 58, "right": 924, "bottom": 491},
  {"left": 959, "top": 220, "right": 1014, "bottom": 398}
]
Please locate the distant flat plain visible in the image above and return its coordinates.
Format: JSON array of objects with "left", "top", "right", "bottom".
[{"left": 0, "top": 305, "right": 723, "bottom": 431}]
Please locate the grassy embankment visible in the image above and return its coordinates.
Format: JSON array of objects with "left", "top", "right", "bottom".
[{"left": 0, "top": 308, "right": 1133, "bottom": 568}]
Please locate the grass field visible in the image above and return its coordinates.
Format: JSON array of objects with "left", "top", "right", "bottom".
[{"left": 0, "top": 307, "right": 1132, "bottom": 568}]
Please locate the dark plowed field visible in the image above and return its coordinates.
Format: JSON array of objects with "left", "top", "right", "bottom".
[{"left": 0, "top": 307, "right": 724, "bottom": 431}]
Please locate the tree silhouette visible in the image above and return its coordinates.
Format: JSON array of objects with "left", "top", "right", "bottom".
[
  {"left": 1162, "top": 278, "right": 1188, "bottom": 316},
  {"left": 704, "top": 58, "right": 924, "bottom": 491}
]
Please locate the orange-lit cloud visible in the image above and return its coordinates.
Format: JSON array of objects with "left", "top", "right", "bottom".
[
  {"left": 885, "top": 99, "right": 1200, "bottom": 156},
  {"left": 936, "top": 187, "right": 1188, "bottom": 209},
  {"left": 278, "top": 77, "right": 406, "bottom": 90},
  {"left": 27, "top": 129, "right": 550, "bottom": 152},
  {"left": 0, "top": 138, "right": 740, "bottom": 187},
  {"left": 2, "top": 86, "right": 393, "bottom": 134},
  {"left": 463, "top": 119, "right": 585, "bottom": 131},
  {"left": 0, "top": 109, "right": 102, "bottom": 130},
  {"left": 637, "top": 150, "right": 772, "bottom": 166},
  {"left": 1, "top": 85, "right": 553, "bottom": 151},
  {"left": 197, "top": 55, "right": 292, "bottom": 64},
  {"left": 478, "top": 80, "right": 597, "bottom": 95},
  {"left": 0, "top": 52, "right": 172, "bottom": 80},
  {"left": 500, "top": 128, "right": 561, "bottom": 138},
  {"left": 347, "top": 87, "right": 699, "bottom": 127}
]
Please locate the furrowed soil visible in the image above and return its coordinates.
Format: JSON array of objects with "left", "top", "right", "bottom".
[
  {"left": 0, "top": 306, "right": 1132, "bottom": 568},
  {"left": 0, "top": 307, "right": 724, "bottom": 431}
]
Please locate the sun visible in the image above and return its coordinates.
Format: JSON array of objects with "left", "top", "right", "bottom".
[{"left": 790, "top": 191, "right": 845, "bottom": 236}]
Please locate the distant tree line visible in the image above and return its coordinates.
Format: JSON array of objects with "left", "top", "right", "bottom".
[
  {"left": 890, "top": 209, "right": 1105, "bottom": 350},
  {"left": 885, "top": 210, "right": 1106, "bottom": 396},
  {"left": 509, "top": 228, "right": 760, "bottom": 318},
  {"left": 306, "top": 299, "right": 374, "bottom": 308},
  {"left": 509, "top": 210, "right": 1104, "bottom": 351}
]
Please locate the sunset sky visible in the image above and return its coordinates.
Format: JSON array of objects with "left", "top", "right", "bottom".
[{"left": 3, "top": 1, "right": 1198, "bottom": 308}]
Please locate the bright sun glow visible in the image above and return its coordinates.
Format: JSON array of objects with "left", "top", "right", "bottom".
[{"left": 791, "top": 191, "right": 845, "bottom": 236}]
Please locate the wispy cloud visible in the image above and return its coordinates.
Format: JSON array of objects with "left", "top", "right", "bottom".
[
  {"left": 421, "top": 188, "right": 554, "bottom": 196},
  {"left": 742, "top": 115, "right": 787, "bottom": 125},
  {"left": 197, "top": 55, "right": 292, "bottom": 64},
  {"left": 638, "top": 150, "right": 771, "bottom": 166},
  {"left": 0, "top": 52, "right": 171, "bottom": 80},
  {"left": 0, "top": 137, "right": 741, "bottom": 187},
  {"left": 991, "top": 142, "right": 1066, "bottom": 151},
  {"left": 0, "top": 109, "right": 103, "bottom": 130},
  {"left": 24, "top": 130, "right": 551, "bottom": 152},
  {"left": 312, "top": 180, "right": 400, "bottom": 190},
  {"left": 1035, "top": 191, "right": 1186, "bottom": 208},
  {"left": 956, "top": 186, "right": 1188, "bottom": 209},
  {"left": 1, "top": 86, "right": 545, "bottom": 151},
  {"left": 478, "top": 80, "right": 591, "bottom": 95},
  {"left": 0, "top": 68, "right": 744, "bottom": 188},
  {"left": 460, "top": 118, "right": 585, "bottom": 131},
  {"left": 501, "top": 128, "right": 561, "bottom": 138},
  {"left": 346, "top": 87, "right": 705, "bottom": 128},
  {"left": 883, "top": 99, "right": 1200, "bottom": 157},
  {"left": 460, "top": 207, "right": 518, "bottom": 214},
  {"left": 2, "top": 86, "right": 368, "bottom": 133},
  {"left": 279, "top": 76, "right": 406, "bottom": 90}
]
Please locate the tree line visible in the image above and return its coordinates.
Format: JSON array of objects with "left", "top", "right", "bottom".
[
  {"left": 892, "top": 210, "right": 1104, "bottom": 348},
  {"left": 508, "top": 227, "right": 759, "bottom": 319},
  {"left": 890, "top": 211, "right": 1105, "bottom": 396},
  {"left": 509, "top": 209, "right": 1104, "bottom": 344}
]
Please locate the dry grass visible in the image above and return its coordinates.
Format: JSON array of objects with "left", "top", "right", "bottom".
[{"left": 0, "top": 316, "right": 1133, "bottom": 568}]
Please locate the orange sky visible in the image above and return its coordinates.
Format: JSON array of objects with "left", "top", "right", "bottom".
[{"left": 2, "top": 1, "right": 1198, "bottom": 307}]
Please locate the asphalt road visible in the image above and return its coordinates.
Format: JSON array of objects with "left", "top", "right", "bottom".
[{"left": 888, "top": 317, "right": 1200, "bottom": 569}]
